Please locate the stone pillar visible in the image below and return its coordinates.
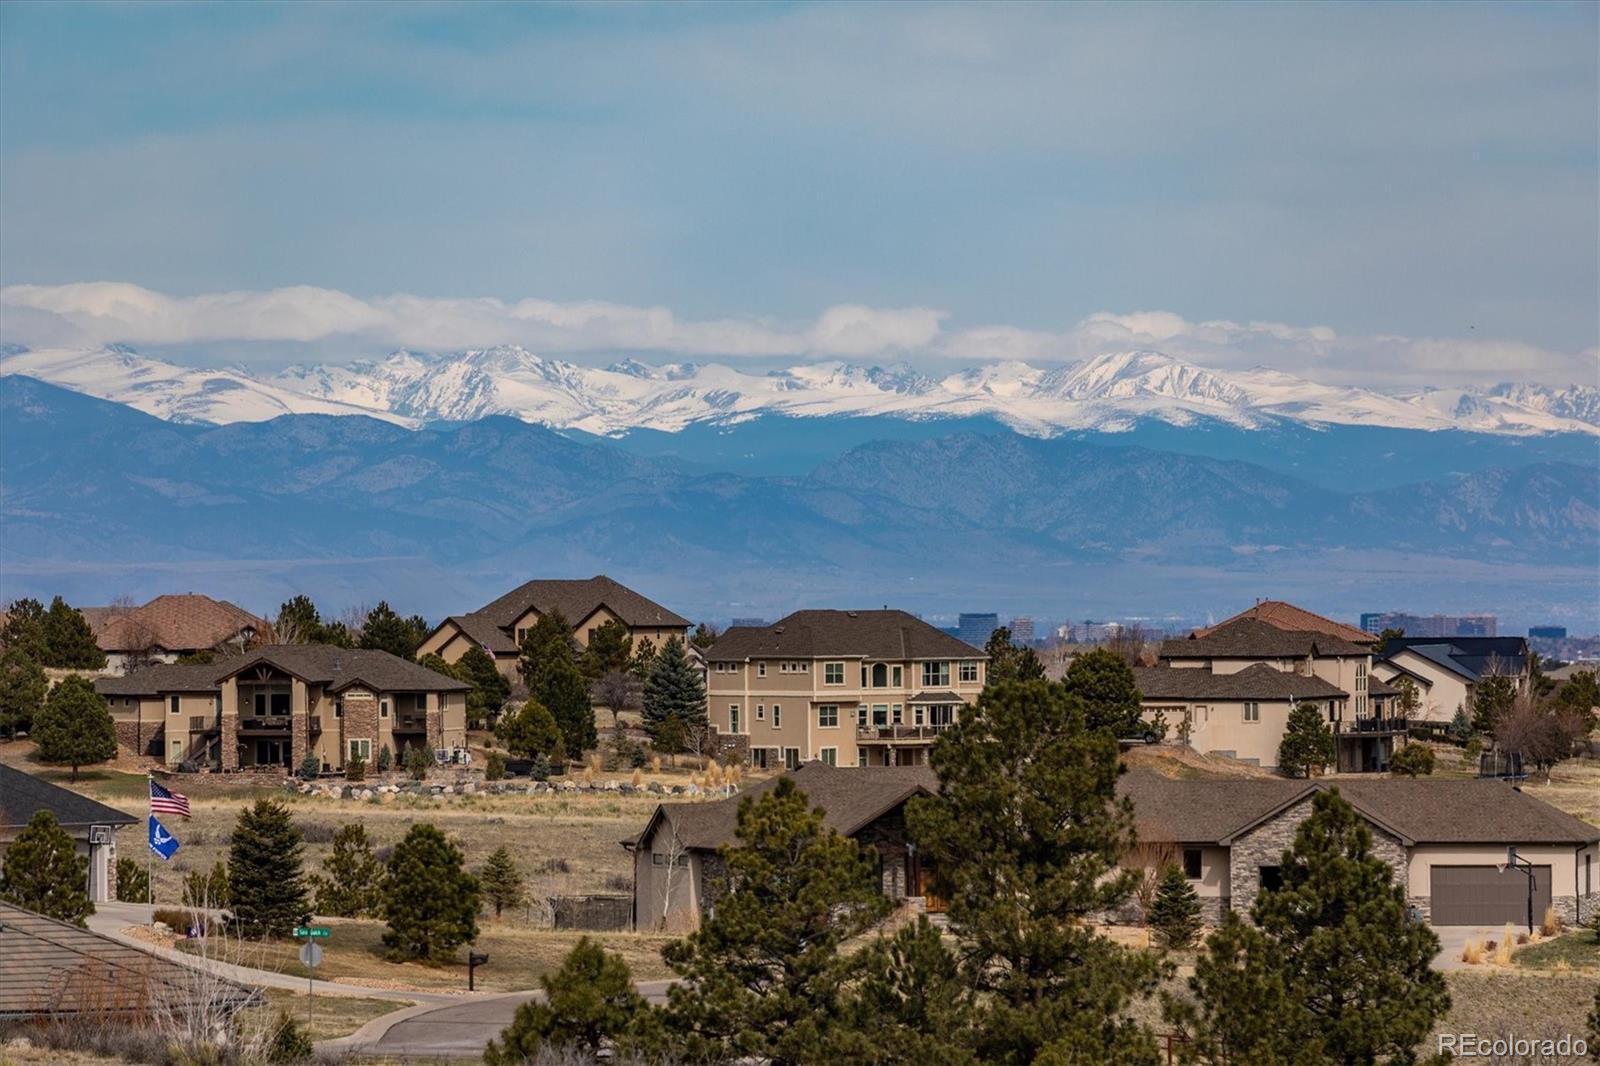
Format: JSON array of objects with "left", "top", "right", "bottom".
[
  {"left": 343, "top": 688, "right": 378, "bottom": 767},
  {"left": 220, "top": 678, "right": 239, "bottom": 771},
  {"left": 425, "top": 694, "right": 443, "bottom": 751},
  {"left": 291, "top": 681, "right": 310, "bottom": 769}
]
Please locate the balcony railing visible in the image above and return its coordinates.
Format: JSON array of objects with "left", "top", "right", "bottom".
[
  {"left": 1338, "top": 715, "right": 1409, "bottom": 735},
  {"left": 394, "top": 717, "right": 428, "bottom": 732},
  {"left": 240, "top": 717, "right": 290, "bottom": 732},
  {"left": 856, "top": 724, "right": 950, "bottom": 743}
]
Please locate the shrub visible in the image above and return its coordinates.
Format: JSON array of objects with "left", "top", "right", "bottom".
[
  {"left": 1541, "top": 906, "right": 1560, "bottom": 938},
  {"left": 530, "top": 753, "right": 552, "bottom": 782},
  {"left": 1388, "top": 743, "right": 1435, "bottom": 777},
  {"left": 345, "top": 754, "right": 366, "bottom": 782},
  {"left": 296, "top": 755, "right": 321, "bottom": 782},
  {"left": 377, "top": 745, "right": 393, "bottom": 773},
  {"left": 266, "top": 1010, "right": 315, "bottom": 1063},
  {"left": 296, "top": 821, "right": 337, "bottom": 844},
  {"left": 1460, "top": 938, "right": 1483, "bottom": 964},
  {"left": 406, "top": 745, "right": 435, "bottom": 781},
  {"left": 1148, "top": 863, "right": 1203, "bottom": 950},
  {"left": 629, "top": 745, "right": 649, "bottom": 769},
  {"left": 115, "top": 856, "right": 151, "bottom": 903},
  {"left": 486, "top": 750, "right": 507, "bottom": 782},
  {"left": 153, "top": 906, "right": 201, "bottom": 935}
]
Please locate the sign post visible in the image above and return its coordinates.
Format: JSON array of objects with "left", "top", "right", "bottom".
[{"left": 296, "top": 927, "right": 330, "bottom": 1028}]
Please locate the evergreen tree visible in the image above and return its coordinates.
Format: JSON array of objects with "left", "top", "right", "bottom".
[
  {"left": 1252, "top": 789, "right": 1448, "bottom": 1062},
  {"left": 0, "top": 646, "right": 47, "bottom": 739},
  {"left": 835, "top": 917, "right": 979, "bottom": 1066},
  {"left": 1148, "top": 864, "right": 1202, "bottom": 950},
  {"left": 579, "top": 620, "right": 633, "bottom": 681},
  {"left": 1395, "top": 676, "right": 1423, "bottom": 721},
  {"left": 275, "top": 595, "right": 326, "bottom": 644},
  {"left": 539, "top": 656, "right": 596, "bottom": 762},
  {"left": 116, "top": 855, "right": 151, "bottom": 903},
  {"left": 652, "top": 714, "right": 688, "bottom": 762},
  {"left": 1375, "top": 626, "right": 1406, "bottom": 650},
  {"left": 689, "top": 621, "right": 720, "bottom": 650},
  {"left": 1554, "top": 669, "right": 1600, "bottom": 734},
  {"left": 1387, "top": 742, "right": 1435, "bottom": 777},
  {"left": 905, "top": 679, "right": 1163, "bottom": 1065},
  {"left": 1063, "top": 647, "right": 1145, "bottom": 735},
  {"left": 496, "top": 698, "right": 566, "bottom": 762},
  {"left": 183, "top": 860, "right": 231, "bottom": 909},
  {"left": 1588, "top": 985, "right": 1600, "bottom": 1062},
  {"left": 982, "top": 626, "right": 1046, "bottom": 686},
  {"left": 479, "top": 846, "right": 525, "bottom": 918},
  {"left": 485, "top": 937, "right": 647, "bottom": 1064},
  {"left": 313, "top": 824, "right": 384, "bottom": 918},
  {"left": 457, "top": 646, "right": 511, "bottom": 728},
  {"left": 641, "top": 636, "right": 706, "bottom": 740},
  {"left": 1447, "top": 704, "right": 1471, "bottom": 743},
  {"left": 32, "top": 674, "right": 117, "bottom": 779},
  {"left": 265, "top": 1011, "right": 315, "bottom": 1063},
  {"left": 627, "top": 636, "right": 659, "bottom": 679},
  {"left": 42, "top": 596, "right": 105, "bottom": 669},
  {"left": 517, "top": 610, "right": 578, "bottom": 692},
  {"left": 358, "top": 601, "right": 427, "bottom": 660},
  {"left": 0, "top": 597, "right": 49, "bottom": 661},
  {"left": 381, "top": 823, "right": 480, "bottom": 961},
  {"left": 227, "top": 799, "right": 308, "bottom": 938},
  {"left": 1277, "top": 702, "right": 1334, "bottom": 779},
  {"left": 1472, "top": 673, "right": 1517, "bottom": 736},
  {"left": 0, "top": 810, "right": 92, "bottom": 925},
  {"left": 656, "top": 778, "right": 889, "bottom": 1065}
]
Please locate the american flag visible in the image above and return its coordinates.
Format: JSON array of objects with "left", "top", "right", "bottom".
[{"left": 149, "top": 779, "right": 191, "bottom": 818}]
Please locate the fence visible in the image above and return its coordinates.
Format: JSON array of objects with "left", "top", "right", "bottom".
[{"left": 548, "top": 894, "right": 633, "bottom": 932}]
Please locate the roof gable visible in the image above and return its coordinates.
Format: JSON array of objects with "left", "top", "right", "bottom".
[
  {"left": 1161, "top": 618, "right": 1369, "bottom": 661},
  {"left": 712, "top": 610, "right": 984, "bottom": 662},
  {"left": 0, "top": 765, "right": 138, "bottom": 831},
  {"left": 1193, "top": 601, "right": 1373, "bottom": 645}
]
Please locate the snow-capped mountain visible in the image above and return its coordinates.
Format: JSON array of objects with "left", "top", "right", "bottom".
[{"left": 3, "top": 344, "right": 1596, "bottom": 437}]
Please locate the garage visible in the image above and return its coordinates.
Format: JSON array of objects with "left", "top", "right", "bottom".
[{"left": 1430, "top": 864, "right": 1552, "bottom": 926}]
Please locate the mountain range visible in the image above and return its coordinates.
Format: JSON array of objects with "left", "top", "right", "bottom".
[
  {"left": 2, "top": 374, "right": 1595, "bottom": 630},
  {"left": 4, "top": 344, "right": 1597, "bottom": 438}
]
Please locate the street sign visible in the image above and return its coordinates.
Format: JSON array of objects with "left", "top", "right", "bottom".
[
  {"left": 299, "top": 942, "right": 324, "bottom": 968},
  {"left": 294, "top": 926, "right": 331, "bottom": 938}
]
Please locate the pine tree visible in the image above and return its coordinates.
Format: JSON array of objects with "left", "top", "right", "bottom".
[
  {"left": 628, "top": 636, "right": 659, "bottom": 679},
  {"left": 382, "top": 823, "right": 480, "bottom": 961},
  {"left": 1277, "top": 701, "right": 1334, "bottom": 778},
  {"left": 579, "top": 620, "right": 633, "bottom": 682},
  {"left": 32, "top": 674, "right": 117, "bottom": 779},
  {"left": 457, "top": 646, "right": 511, "bottom": 728},
  {"left": 518, "top": 611, "right": 577, "bottom": 692},
  {"left": 1165, "top": 912, "right": 1320, "bottom": 1063},
  {"left": 539, "top": 657, "right": 596, "bottom": 762},
  {"left": 0, "top": 597, "right": 49, "bottom": 661},
  {"left": 1251, "top": 789, "right": 1449, "bottom": 1062},
  {"left": 485, "top": 937, "right": 647, "bottom": 1064},
  {"left": 656, "top": 778, "right": 889, "bottom": 1065},
  {"left": 116, "top": 855, "right": 151, "bottom": 903},
  {"left": 0, "top": 646, "right": 47, "bottom": 739},
  {"left": 358, "top": 601, "right": 427, "bottom": 660},
  {"left": 479, "top": 846, "right": 525, "bottom": 918},
  {"left": 227, "top": 799, "right": 308, "bottom": 938},
  {"left": 313, "top": 824, "right": 384, "bottom": 918},
  {"left": 1472, "top": 673, "right": 1517, "bottom": 736},
  {"left": 275, "top": 595, "right": 326, "bottom": 644},
  {"left": 496, "top": 698, "right": 565, "bottom": 762},
  {"left": 982, "top": 627, "right": 1045, "bottom": 686},
  {"left": 1147, "top": 864, "right": 1202, "bottom": 949},
  {"left": 1554, "top": 669, "right": 1600, "bottom": 734},
  {"left": 1063, "top": 647, "right": 1145, "bottom": 735},
  {"left": 835, "top": 917, "right": 979, "bottom": 1066},
  {"left": 183, "top": 860, "right": 231, "bottom": 909},
  {"left": 0, "top": 810, "right": 93, "bottom": 925},
  {"left": 42, "top": 596, "right": 106, "bottom": 669},
  {"left": 641, "top": 636, "right": 706, "bottom": 741},
  {"left": 689, "top": 622, "right": 720, "bottom": 650},
  {"left": 905, "top": 679, "right": 1163, "bottom": 1065}
]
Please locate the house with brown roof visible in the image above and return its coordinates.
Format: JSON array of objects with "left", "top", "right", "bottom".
[
  {"left": 95, "top": 646, "right": 468, "bottom": 773},
  {"left": 1192, "top": 599, "right": 1375, "bottom": 646},
  {"left": 705, "top": 609, "right": 987, "bottom": 771},
  {"left": 627, "top": 761, "right": 940, "bottom": 931},
  {"left": 415, "top": 575, "right": 689, "bottom": 681},
  {"left": 1143, "top": 611, "right": 1404, "bottom": 772},
  {"left": 0, "top": 765, "right": 138, "bottom": 903},
  {"left": 82, "top": 594, "right": 271, "bottom": 674},
  {"left": 1121, "top": 769, "right": 1599, "bottom": 928}
]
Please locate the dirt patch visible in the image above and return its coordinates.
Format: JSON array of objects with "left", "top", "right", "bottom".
[{"left": 1121, "top": 743, "right": 1275, "bottom": 779}]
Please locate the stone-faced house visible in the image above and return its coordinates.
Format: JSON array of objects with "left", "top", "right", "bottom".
[
  {"left": 416, "top": 575, "right": 689, "bottom": 682},
  {"left": 1122, "top": 770, "right": 1599, "bottom": 927},
  {"left": 0, "top": 764, "right": 137, "bottom": 903},
  {"left": 95, "top": 646, "right": 468, "bottom": 772},
  {"left": 627, "top": 762, "right": 939, "bottom": 932}
]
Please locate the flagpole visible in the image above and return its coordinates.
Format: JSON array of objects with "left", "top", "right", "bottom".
[{"left": 147, "top": 775, "right": 154, "bottom": 912}]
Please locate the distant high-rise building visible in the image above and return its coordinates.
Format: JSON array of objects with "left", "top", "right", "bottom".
[
  {"left": 1528, "top": 625, "right": 1568, "bottom": 640},
  {"left": 957, "top": 613, "right": 999, "bottom": 648},
  {"left": 1059, "top": 620, "right": 1125, "bottom": 644},
  {"left": 1360, "top": 612, "right": 1497, "bottom": 638},
  {"left": 1010, "top": 616, "right": 1035, "bottom": 643},
  {"left": 729, "top": 617, "right": 768, "bottom": 628}
]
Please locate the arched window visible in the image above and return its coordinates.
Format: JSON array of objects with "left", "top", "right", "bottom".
[{"left": 871, "top": 663, "right": 888, "bottom": 687}]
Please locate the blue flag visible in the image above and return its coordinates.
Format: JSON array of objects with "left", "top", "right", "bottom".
[{"left": 148, "top": 815, "right": 180, "bottom": 860}]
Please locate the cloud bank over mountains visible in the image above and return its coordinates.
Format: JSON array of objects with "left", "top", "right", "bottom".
[{"left": 3, "top": 282, "right": 1593, "bottom": 389}]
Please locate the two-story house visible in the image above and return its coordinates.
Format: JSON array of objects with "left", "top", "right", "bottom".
[
  {"left": 1374, "top": 636, "right": 1532, "bottom": 724},
  {"left": 704, "top": 610, "right": 987, "bottom": 769},
  {"left": 416, "top": 575, "right": 689, "bottom": 681},
  {"left": 1140, "top": 613, "right": 1404, "bottom": 772},
  {"left": 95, "top": 646, "right": 468, "bottom": 773},
  {"left": 82, "top": 594, "right": 271, "bottom": 675}
]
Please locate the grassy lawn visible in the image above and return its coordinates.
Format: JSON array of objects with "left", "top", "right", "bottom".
[
  {"left": 1511, "top": 929, "right": 1600, "bottom": 973},
  {"left": 252, "top": 988, "right": 402, "bottom": 1042},
  {"left": 179, "top": 917, "right": 675, "bottom": 993}
]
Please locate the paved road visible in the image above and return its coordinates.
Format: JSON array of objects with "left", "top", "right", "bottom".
[{"left": 326, "top": 981, "right": 674, "bottom": 1059}]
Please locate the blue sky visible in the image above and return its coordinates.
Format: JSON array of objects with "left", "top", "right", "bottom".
[{"left": 1, "top": 1, "right": 1596, "bottom": 385}]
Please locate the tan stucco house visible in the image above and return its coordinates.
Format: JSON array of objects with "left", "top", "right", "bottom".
[
  {"left": 705, "top": 610, "right": 987, "bottom": 770},
  {"left": 0, "top": 764, "right": 137, "bottom": 904},
  {"left": 1374, "top": 636, "right": 1533, "bottom": 725},
  {"left": 95, "top": 646, "right": 468, "bottom": 773},
  {"left": 82, "top": 594, "right": 270, "bottom": 675},
  {"left": 416, "top": 575, "right": 689, "bottom": 681}
]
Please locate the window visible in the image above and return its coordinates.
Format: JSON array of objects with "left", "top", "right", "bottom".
[
  {"left": 857, "top": 704, "right": 868, "bottom": 727},
  {"left": 730, "top": 705, "right": 741, "bottom": 733},
  {"left": 820, "top": 747, "right": 837, "bottom": 766},
  {"left": 1258, "top": 865, "right": 1283, "bottom": 893},
  {"left": 516, "top": 628, "right": 527, "bottom": 644},
  {"left": 792, "top": 662, "right": 808, "bottom": 675},
  {"left": 757, "top": 662, "right": 767, "bottom": 678},
  {"left": 922, "top": 662, "right": 950, "bottom": 687},
  {"left": 651, "top": 852, "right": 688, "bottom": 867},
  {"left": 1243, "top": 702, "right": 1260, "bottom": 723},
  {"left": 1183, "top": 848, "right": 1203, "bottom": 880},
  {"left": 861, "top": 665, "right": 869, "bottom": 687},
  {"left": 872, "top": 663, "right": 888, "bottom": 687},
  {"left": 772, "top": 704, "right": 782, "bottom": 728},
  {"left": 587, "top": 627, "right": 598, "bottom": 644},
  {"left": 170, "top": 738, "right": 184, "bottom": 762},
  {"left": 818, "top": 704, "right": 838, "bottom": 728},
  {"left": 929, "top": 704, "right": 956, "bottom": 727},
  {"left": 756, "top": 703, "right": 765, "bottom": 721},
  {"left": 892, "top": 666, "right": 903, "bottom": 687},
  {"left": 169, "top": 696, "right": 181, "bottom": 715},
  {"left": 380, "top": 698, "right": 390, "bottom": 719},
  {"left": 959, "top": 662, "right": 979, "bottom": 683},
  {"left": 751, "top": 748, "right": 769, "bottom": 770},
  {"left": 823, "top": 662, "right": 845, "bottom": 685},
  {"left": 417, "top": 693, "right": 429, "bottom": 712},
  {"left": 270, "top": 692, "right": 290, "bottom": 716},
  {"left": 857, "top": 749, "right": 868, "bottom": 767},
  {"left": 349, "top": 739, "right": 371, "bottom": 763},
  {"left": 254, "top": 693, "right": 267, "bottom": 716},
  {"left": 914, "top": 705, "right": 924, "bottom": 726},
  {"left": 873, "top": 704, "right": 889, "bottom": 727},
  {"left": 892, "top": 704, "right": 903, "bottom": 725},
  {"left": 784, "top": 748, "right": 801, "bottom": 771},
  {"left": 334, "top": 698, "right": 344, "bottom": 719}
]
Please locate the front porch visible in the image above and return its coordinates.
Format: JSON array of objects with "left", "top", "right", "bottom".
[{"left": 1334, "top": 715, "right": 1408, "bottom": 773}]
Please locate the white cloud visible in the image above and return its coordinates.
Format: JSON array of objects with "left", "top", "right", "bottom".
[{"left": 1, "top": 282, "right": 1591, "bottom": 388}]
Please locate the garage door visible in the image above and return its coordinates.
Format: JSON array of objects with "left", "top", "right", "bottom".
[{"left": 1430, "top": 865, "right": 1552, "bottom": 926}]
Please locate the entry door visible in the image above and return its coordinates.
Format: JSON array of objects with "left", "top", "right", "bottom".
[{"left": 1430, "top": 865, "right": 1552, "bottom": 925}]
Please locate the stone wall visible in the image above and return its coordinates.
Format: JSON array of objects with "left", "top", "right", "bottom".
[
  {"left": 220, "top": 713, "right": 239, "bottom": 771},
  {"left": 343, "top": 688, "right": 378, "bottom": 766},
  {"left": 114, "top": 720, "right": 161, "bottom": 756},
  {"left": 1228, "top": 796, "right": 1407, "bottom": 917}
]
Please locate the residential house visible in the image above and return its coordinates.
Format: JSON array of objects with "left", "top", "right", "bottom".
[
  {"left": 1374, "top": 636, "right": 1533, "bottom": 724},
  {"left": 82, "top": 594, "right": 271, "bottom": 674},
  {"left": 628, "top": 761, "right": 939, "bottom": 931},
  {"left": 0, "top": 900, "right": 259, "bottom": 1020},
  {"left": 705, "top": 610, "right": 987, "bottom": 770},
  {"left": 0, "top": 764, "right": 138, "bottom": 903},
  {"left": 416, "top": 575, "right": 689, "bottom": 681},
  {"left": 1144, "top": 614, "right": 1404, "bottom": 772},
  {"left": 1192, "top": 599, "right": 1376, "bottom": 646},
  {"left": 1122, "top": 769, "right": 1598, "bottom": 927},
  {"left": 95, "top": 646, "right": 468, "bottom": 773}
]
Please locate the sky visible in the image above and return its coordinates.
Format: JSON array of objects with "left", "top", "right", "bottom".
[{"left": 1, "top": 2, "right": 1597, "bottom": 387}]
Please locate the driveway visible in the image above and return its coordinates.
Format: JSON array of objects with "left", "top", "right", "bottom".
[
  {"left": 324, "top": 981, "right": 674, "bottom": 1059},
  {"left": 1430, "top": 925, "right": 1511, "bottom": 971}
]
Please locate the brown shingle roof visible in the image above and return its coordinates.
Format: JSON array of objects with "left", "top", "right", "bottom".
[
  {"left": 95, "top": 662, "right": 229, "bottom": 697},
  {"left": 1133, "top": 663, "right": 1348, "bottom": 702},
  {"left": 1160, "top": 618, "right": 1369, "bottom": 661},
  {"left": 93, "top": 594, "right": 269, "bottom": 654},
  {"left": 1192, "top": 600, "right": 1373, "bottom": 645},
  {"left": 0, "top": 902, "right": 259, "bottom": 1019},
  {"left": 710, "top": 610, "right": 984, "bottom": 663},
  {"left": 0, "top": 765, "right": 138, "bottom": 832},
  {"left": 1119, "top": 771, "right": 1305, "bottom": 844},
  {"left": 95, "top": 646, "right": 467, "bottom": 695},
  {"left": 476, "top": 575, "right": 689, "bottom": 631}
]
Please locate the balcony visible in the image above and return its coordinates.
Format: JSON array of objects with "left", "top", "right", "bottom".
[
  {"left": 394, "top": 716, "right": 428, "bottom": 733},
  {"left": 1338, "top": 715, "right": 1409, "bottom": 736},
  {"left": 856, "top": 724, "right": 950, "bottom": 745},
  {"left": 187, "top": 716, "right": 219, "bottom": 737},
  {"left": 239, "top": 717, "right": 290, "bottom": 733}
]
